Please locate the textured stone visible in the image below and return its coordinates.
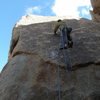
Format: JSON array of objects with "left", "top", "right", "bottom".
[
  {"left": 90, "top": 0, "right": 100, "bottom": 22},
  {"left": 0, "top": 15, "right": 100, "bottom": 100}
]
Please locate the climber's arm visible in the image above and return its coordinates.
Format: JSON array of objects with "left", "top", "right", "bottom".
[{"left": 54, "top": 24, "right": 60, "bottom": 35}]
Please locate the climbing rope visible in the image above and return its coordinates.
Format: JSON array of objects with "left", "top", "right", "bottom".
[
  {"left": 47, "top": 64, "right": 50, "bottom": 100},
  {"left": 60, "top": 27, "right": 72, "bottom": 70},
  {"left": 62, "top": 49, "right": 73, "bottom": 100},
  {"left": 46, "top": 27, "right": 73, "bottom": 100},
  {"left": 57, "top": 65, "right": 61, "bottom": 100},
  {"left": 56, "top": 27, "right": 73, "bottom": 100},
  {"left": 55, "top": 25, "right": 95, "bottom": 100}
]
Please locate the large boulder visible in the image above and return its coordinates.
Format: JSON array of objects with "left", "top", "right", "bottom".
[
  {"left": 90, "top": 0, "right": 100, "bottom": 22},
  {"left": 0, "top": 15, "right": 100, "bottom": 100},
  {"left": 91, "top": 0, "right": 100, "bottom": 8}
]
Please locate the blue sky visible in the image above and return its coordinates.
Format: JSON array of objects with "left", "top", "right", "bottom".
[{"left": 0, "top": 0, "right": 92, "bottom": 72}]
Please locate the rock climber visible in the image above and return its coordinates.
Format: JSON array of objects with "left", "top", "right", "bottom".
[{"left": 54, "top": 19, "right": 73, "bottom": 49}]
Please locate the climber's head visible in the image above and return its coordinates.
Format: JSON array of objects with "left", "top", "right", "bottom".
[{"left": 57, "top": 19, "right": 62, "bottom": 22}]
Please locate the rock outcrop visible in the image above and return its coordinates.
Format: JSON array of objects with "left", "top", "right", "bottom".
[
  {"left": 90, "top": 0, "right": 100, "bottom": 22},
  {"left": 0, "top": 15, "right": 100, "bottom": 100}
]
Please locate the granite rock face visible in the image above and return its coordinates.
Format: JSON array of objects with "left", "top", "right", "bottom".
[
  {"left": 90, "top": 0, "right": 100, "bottom": 22},
  {"left": 0, "top": 15, "right": 100, "bottom": 100}
]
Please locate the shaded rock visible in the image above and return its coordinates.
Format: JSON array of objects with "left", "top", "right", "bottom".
[
  {"left": 0, "top": 15, "right": 100, "bottom": 100},
  {"left": 90, "top": 0, "right": 100, "bottom": 22}
]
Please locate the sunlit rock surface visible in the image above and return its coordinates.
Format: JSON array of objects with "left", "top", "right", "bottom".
[{"left": 0, "top": 15, "right": 100, "bottom": 100}]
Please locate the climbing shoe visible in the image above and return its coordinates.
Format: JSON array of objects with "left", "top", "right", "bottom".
[
  {"left": 64, "top": 43, "right": 68, "bottom": 49},
  {"left": 59, "top": 47, "right": 63, "bottom": 50}
]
